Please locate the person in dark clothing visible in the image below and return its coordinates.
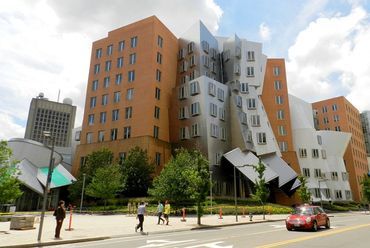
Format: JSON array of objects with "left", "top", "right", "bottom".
[
  {"left": 135, "top": 202, "right": 146, "bottom": 232},
  {"left": 53, "top": 200, "right": 66, "bottom": 239}
]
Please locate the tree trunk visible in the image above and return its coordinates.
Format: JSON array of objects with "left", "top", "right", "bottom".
[
  {"left": 262, "top": 204, "right": 265, "bottom": 220},
  {"left": 197, "top": 200, "right": 201, "bottom": 225}
]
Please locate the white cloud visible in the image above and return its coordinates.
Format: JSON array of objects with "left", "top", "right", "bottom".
[
  {"left": 259, "top": 22, "right": 271, "bottom": 41},
  {"left": 0, "top": 0, "right": 223, "bottom": 140},
  {"left": 286, "top": 6, "right": 370, "bottom": 111}
]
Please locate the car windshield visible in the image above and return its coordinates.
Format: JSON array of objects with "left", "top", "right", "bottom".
[{"left": 294, "top": 207, "right": 313, "bottom": 215}]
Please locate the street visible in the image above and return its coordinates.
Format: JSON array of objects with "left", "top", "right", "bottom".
[{"left": 51, "top": 214, "right": 370, "bottom": 248}]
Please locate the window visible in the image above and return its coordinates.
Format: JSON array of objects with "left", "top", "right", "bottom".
[
  {"left": 90, "top": 97, "right": 97, "bottom": 108},
  {"left": 332, "top": 104, "right": 338, "bottom": 111},
  {"left": 100, "top": 112, "right": 106, "bottom": 123},
  {"left": 191, "top": 102, "right": 200, "bottom": 116},
  {"left": 220, "top": 127, "right": 227, "bottom": 141},
  {"left": 312, "top": 149, "right": 320, "bottom": 158},
  {"left": 126, "top": 88, "right": 134, "bottom": 100},
  {"left": 179, "top": 107, "right": 188, "bottom": 119},
  {"left": 86, "top": 132, "right": 93, "bottom": 144},
  {"left": 313, "top": 188, "right": 320, "bottom": 198},
  {"left": 335, "top": 190, "right": 343, "bottom": 199},
  {"left": 241, "top": 112, "right": 248, "bottom": 125},
  {"left": 317, "top": 135, "right": 322, "bottom": 145},
  {"left": 118, "top": 40, "right": 125, "bottom": 51},
  {"left": 342, "top": 172, "right": 348, "bottom": 181},
  {"left": 96, "top": 48, "right": 102, "bottom": 59},
  {"left": 335, "top": 126, "right": 341, "bottom": 131},
  {"left": 240, "top": 83, "right": 249, "bottom": 93},
  {"left": 98, "top": 131, "right": 104, "bottom": 142},
  {"left": 234, "top": 64, "right": 240, "bottom": 74},
  {"left": 117, "top": 57, "right": 123, "bottom": 68},
  {"left": 279, "top": 141, "right": 288, "bottom": 152},
  {"left": 201, "top": 40, "right": 209, "bottom": 53},
  {"left": 247, "top": 51, "right": 255, "bottom": 61},
  {"left": 128, "top": 70, "right": 135, "bottom": 82},
  {"left": 157, "top": 52, "right": 162, "bottom": 64},
  {"left": 246, "top": 66, "right": 254, "bottom": 77},
  {"left": 275, "top": 95, "right": 283, "bottom": 104},
  {"left": 112, "top": 109, "right": 119, "bottom": 121},
  {"left": 210, "top": 123, "right": 219, "bottom": 138},
  {"left": 345, "top": 190, "right": 351, "bottom": 200},
  {"left": 277, "top": 110, "right": 285, "bottom": 120},
  {"left": 178, "top": 48, "right": 185, "bottom": 60},
  {"left": 130, "top": 36, "right": 137, "bottom": 48},
  {"left": 156, "top": 69, "right": 161, "bottom": 82},
  {"left": 103, "top": 76, "right": 110, "bottom": 88},
  {"left": 208, "top": 82, "right": 216, "bottom": 96},
  {"left": 123, "top": 126, "right": 131, "bottom": 139},
  {"left": 303, "top": 168, "right": 310, "bottom": 177},
  {"left": 190, "top": 55, "right": 196, "bottom": 67},
  {"left": 219, "top": 108, "right": 225, "bottom": 121},
  {"left": 323, "top": 117, "right": 329, "bottom": 124},
  {"left": 157, "top": 35, "right": 163, "bottom": 48},
  {"left": 334, "top": 115, "right": 340, "bottom": 122},
  {"left": 251, "top": 115, "right": 260, "bottom": 126},
  {"left": 202, "top": 55, "right": 210, "bottom": 68},
  {"left": 322, "top": 106, "right": 328, "bottom": 113},
  {"left": 257, "top": 132, "right": 267, "bottom": 144},
  {"left": 189, "top": 70, "right": 198, "bottom": 80},
  {"left": 210, "top": 103, "right": 217, "bottom": 117},
  {"left": 299, "top": 148, "right": 307, "bottom": 158},
  {"left": 154, "top": 106, "right": 160, "bottom": 119},
  {"left": 125, "top": 107, "right": 132, "bottom": 119},
  {"left": 331, "top": 171, "right": 338, "bottom": 180},
  {"left": 273, "top": 66, "right": 280, "bottom": 76},
  {"left": 94, "top": 64, "right": 100, "bottom": 74},
  {"left": 102, "top": 94, "right": 108, "bottom": 105},
  {"left": 178, "top": 86, "right": 187, "bottom": 100},
  {"left": 119, "top": 152, "right": 126, "bottom": 164},
  {"left": 191, "top": 123, "right": 200, "bottom": 137},
  {"left": 188, "top": 42, "right": 194, "bottom": 54},
  {"left": 314, "top": 168, "right": 322, "bottom": 178},
  {"left": 180, "top": 127, "right": 189, "bottom": 140},
  {"left": 105, "top": 60, "right": 111, "bottom": 72},
  {"left": 247, "top": 98, "right": 256, "bottom": 109},
  {"left": 274, "top": 80, "right": 282, "bottom": 90},
  {"left": 155, "top": 88, "right": 161, "bottom": 100},
  {"left": 236, "top": 96, "right": 242, "bottom": 108},
  {"left": 149, "top": 152, "right": 160, "bottom": 168},
  {"left": 153, "top": 126, "right": 159, "bottom": 138},
  {"left": 92, "top": 80, "right": 98, "bottom": 91},
  {"left": 75, "top": 131, "right": 81, "bottom": 141},
  {"left": 324, "top": 189, "right": 331, "bottom": 199},
  {"left": 321, "top": 149, "right": 327, "bottom": 159},
  {"left": 278, "top": 126, "right": 287, "bottom": 136},
  {"left": 217, "top": 88, "right": 224, "bottom": 102},
  {"left": 129, "top": 53, "right": 136, "bottom": 64},
  {"left": 110, "top": 128, "right": 118, "bottom": 141},
  {"left": 180, "top": 60, "right": 188, "bottom": 72},
  {"left": 115, "top": 74, "right": 122, "bottom": 85},
  {"left": 190, "top": 81, "right": 200, "bottom": 95},
  {"left": 107, "top": 45, "right": 113, "bottom": 55},
  {"left": 88, "top": 114, "right": 94, "bottom": 125}
]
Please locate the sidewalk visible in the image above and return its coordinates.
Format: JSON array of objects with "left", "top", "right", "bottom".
[{"left": 0, "top": 212, "right": 288, "bottom": 247}]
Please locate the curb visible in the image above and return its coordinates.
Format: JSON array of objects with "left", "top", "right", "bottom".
[{"left": 1, "top": 237, "right": 110, "bottom": 248}]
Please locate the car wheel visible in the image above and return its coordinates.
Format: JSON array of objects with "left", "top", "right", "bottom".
[
  {"left": 325, "top": 218, "right": 330, "bottom": 229},
  {"left": 312, "top": 221, "right": 318, "bottom": 232},
  {"left": 286, "top": 226, "right": 292, "bottom": 231}
]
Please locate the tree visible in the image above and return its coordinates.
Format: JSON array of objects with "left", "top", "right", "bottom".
[
  {"left": 251, "top": 158, "right": 269, "bottom": 220},
  {"left": 120, "top": 147, "right": 154, "bottom": 197},
  {"left": 361, "top": 175, "right": 370, "bottom": 210},
  {"left": 0, "top": 141, "right": 23, "bottom": 204},
  {"left": 297, "top": 175, "right": 311, "bottom": 204},
  {"left": 85, "top": 163, "right": 123, "bottom": 209},
  {"left": 149, "top": 148, "right": 210, "bottom": 225}
]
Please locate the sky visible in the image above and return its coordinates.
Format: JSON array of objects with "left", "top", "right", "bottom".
[{"left": 0, "top": 0, "right": 369, "bottom": 140}]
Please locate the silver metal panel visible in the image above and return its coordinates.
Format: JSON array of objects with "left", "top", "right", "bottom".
[
  {"left": 16, "top": 159, "right": 44, "bottom": 195},
  {"left": 261, "top": 153, "right": 297, "bottom": 187}
]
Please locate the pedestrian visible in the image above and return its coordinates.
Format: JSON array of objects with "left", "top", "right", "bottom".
[
  {"left": 53, "top": 200, "right": 66, "bottom": 239},
  {"left": 164, "top": 200, "right": 170, "bottom": 225},
  {"left": 157, "top": 201, "right": 165, "bottom": 224},
  {"left": 135, "top": 201, "right": 146, "bottom": 232},
  {"left": 127, "top": 201, "right": 132, "bottom": 216}
]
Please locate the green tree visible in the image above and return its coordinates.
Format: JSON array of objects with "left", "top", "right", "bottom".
[
  {"left": 297, "top": 175, "right": 311, "bottom": 204},
  {"left": 361, "top": 175, "right": 370, "bottom": 209},
  {"left": 251, "top": 158, "right": 269, "bottom": 220},
  {"left": 0, "top": 141, "right": 23, "bottom": 204},
  {"left": 85, "top": 163, "right": 123, "bottom": 209},
  {"left": 149, "top": 148, "right": 210, "bottom": 225},
  {"left": 121, "top": 147, "right": 154, "bottom": 197}
]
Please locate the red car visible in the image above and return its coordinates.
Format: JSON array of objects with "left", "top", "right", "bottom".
[{"left": 285, "top": 205, "right": 330, "bottom": 231}]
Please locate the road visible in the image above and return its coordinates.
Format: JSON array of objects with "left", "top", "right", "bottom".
[{"left": 52, "top": 214, "right": 370, "bottom": 248}]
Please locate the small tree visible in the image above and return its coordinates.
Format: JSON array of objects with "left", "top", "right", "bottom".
[
  {"left": 297, "top": 175, "right": 311, "bottom": 204},
  {"left": 252, "top": 158, "right": 269, "bottom": 220},
  {"left": 120, "top": 147, "right": 154, "bottom": 197},
  {"left": 0, "top": 141, "right": 22, "bottom": 204},
  {"left": 85, "top": 163, "right": 123, "bottom": 209},
  {"left": 361, "top": 175, "right": 370, "bottom": 211}
]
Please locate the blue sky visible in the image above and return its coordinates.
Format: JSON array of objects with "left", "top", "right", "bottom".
[{"left": 0, "top": 0, "right": 369, "bottom": 140}]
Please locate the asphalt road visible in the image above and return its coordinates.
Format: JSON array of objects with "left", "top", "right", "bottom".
[{"left": 51, "top": 214, "right": 370, "bottom": 248}]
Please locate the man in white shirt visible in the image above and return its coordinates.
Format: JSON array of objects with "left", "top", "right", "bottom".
[{"left": 135, "top": 202, "right": 146, "bottom": 232}]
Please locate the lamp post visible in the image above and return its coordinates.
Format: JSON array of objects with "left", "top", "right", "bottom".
[
  {"left": 80, "top": 173, "right": 86, "bottom": 212},
  {"left": 209, "top": 170, "right": 213, "bottom": 215},
  {"left": 37, "top": 131, "right": 55, "bottom": 242},
  {"left": 318, "top": 177, "right": 329, "bottom": 208}
]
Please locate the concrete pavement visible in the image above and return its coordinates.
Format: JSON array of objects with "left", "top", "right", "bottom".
[{"left": 0, "top": 212, "right": 288, "bottom": 247}]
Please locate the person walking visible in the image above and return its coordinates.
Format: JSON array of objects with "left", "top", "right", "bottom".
[
  {"left": 53, "top": 200, "right": 66, "bottom": 239},
  {"left": 156, "top": 201, "right": 165, "bottom": 224},
  {"left": 164, "top": 200, "right": 170, "bottom": 225},
  {"left": 135, "top": 201, "right": 146, "bottom": 232}
]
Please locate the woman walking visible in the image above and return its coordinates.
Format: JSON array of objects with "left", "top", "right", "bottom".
[{"left": 164, "top": 200, "right": 170, "bottom": 225}]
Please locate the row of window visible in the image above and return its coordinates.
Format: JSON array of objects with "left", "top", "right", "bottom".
[
  {"left": 178, "top": 81, "right": 226, "bottom": 102},
  {"left": 320, "top": 104, "right": 338, "bottom": 114},
  {"left": 299, "top": 148, "right": 327, "bottom": 159},
  {"left": 179, "top": 123, "right": 227, "bottom": 141},
  {"left": 302, "top": 168, "right": 349, "bottom": 181},
  {"left": 311, "top": 188, "right": 351, "bottom": 200},
  {"left": 178, "top": 103, "right": 226, "bottom": 120},
  {"left": 223, "top": 49, "right": 256, "bottom": 62}
]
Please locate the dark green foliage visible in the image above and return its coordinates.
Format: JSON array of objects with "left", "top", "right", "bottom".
[
  {"left": 251, "top": 157, "right": 269, "bottom": 220},
  {"left": 297, "top": 175, "right": 311, "bottom": 203},
  {"left": 361, "top": 175, "right": 370, "bottom": 204}
]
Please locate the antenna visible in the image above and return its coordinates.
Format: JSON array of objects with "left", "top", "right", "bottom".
[{"left": 57, "top": 89, "right": 60, "bottom": 102}]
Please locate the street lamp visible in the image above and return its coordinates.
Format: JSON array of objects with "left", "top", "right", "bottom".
[
  {"left": 80, "top": 173, "right": 86, "bottom": 212},
  {"left": 37, "top": 131, "right": 55, "bottom": 242},
  {"left": 318, "top": 177, "right": 329, "bottom": 208}
]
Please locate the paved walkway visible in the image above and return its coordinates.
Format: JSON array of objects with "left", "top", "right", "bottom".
[{"left": 0, "top": 212, "right": 288, "bottom": 247}]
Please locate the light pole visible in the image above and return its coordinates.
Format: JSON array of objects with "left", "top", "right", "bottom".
[
  {"left": 209, "top": 170, "right": 213, "bottom": 215},
  {"left": 37, "top": 131, "right": 55, "bottom": 242},
  {"left": 80, "top": 173, "right": 86, "bottom": 212},
  {"left": 318, "top": 177, "right": 329, "bottom": 208}
]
